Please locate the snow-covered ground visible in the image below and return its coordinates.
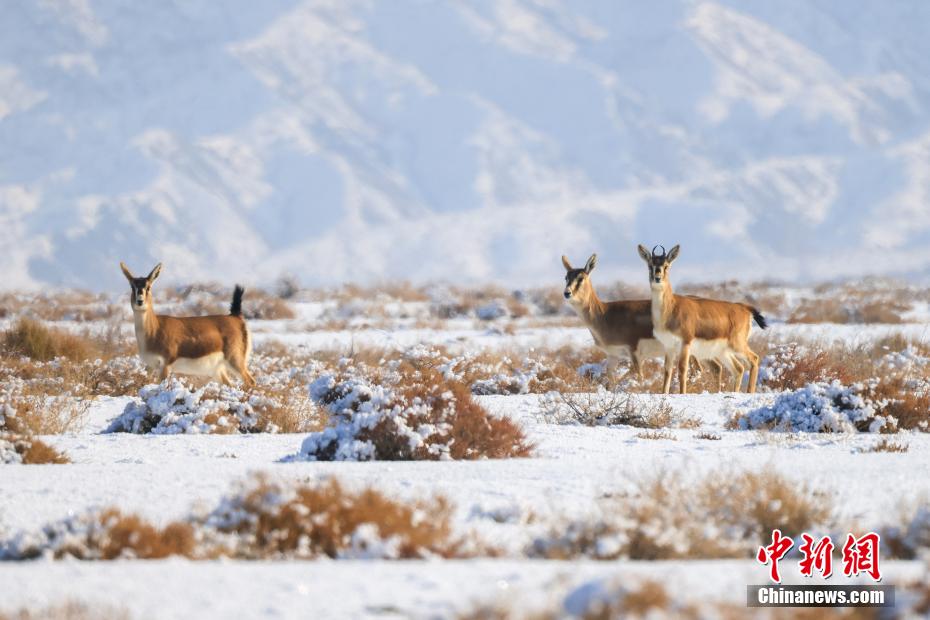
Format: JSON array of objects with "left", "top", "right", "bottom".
[{"left": 2, "top": 311, "right": 930, "bottom": 617}]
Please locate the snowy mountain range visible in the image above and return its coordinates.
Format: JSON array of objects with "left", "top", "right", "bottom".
[{"left": 3, "top": 0, "right": 930, "bottom": 291}]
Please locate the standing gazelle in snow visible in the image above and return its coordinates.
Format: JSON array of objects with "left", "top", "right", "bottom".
[
  {"left": 562, "top": 254, "right": 723, "bottom": 385},
  {"left": 562, "top": 254, "right": 663, "bottom": 381},
  {"left": 637, "top": 245, "right": 766, "bottom": 394},
  {"left": 119, "top": 262, "right": 256, "bottom": 388}
]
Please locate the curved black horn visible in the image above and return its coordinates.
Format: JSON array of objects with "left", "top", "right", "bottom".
[{"left": 652, "top": 245, "right": 666, "bottom": 258}]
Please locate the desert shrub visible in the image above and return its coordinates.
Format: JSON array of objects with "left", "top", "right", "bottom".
[
  {"left": 294, "top": 360, "right": 532, "bottom": 461},
  {"left": 863, "top": 438, "right": 909, "bottom": 453},
  {"left": 0, "top": 602, "right": 131, "bottom": 620},
  {"left": 538, "top": 389, "right": 699, "bottom": 429},
  {"left": 732, "top": 381, "right": 895, "bottom": 433},
  {"left": 203, "top": 477, "right": 459, "bottom": 559},
  {"left": 635, "top": 430, "right": 675, "bottom": 440},
  {"left": 240, "top": 290, "right": 297, "bottom": 320},
  {"left": 2, "top": 318, "right": 97, "bottom": 362},
  {"left": 0, "top": 507, "right": 196, "bottom": 560},
  {"left": 105, "top": 378, "right": 317, "bottom": 434},
  {"left": 695, "top": 431, "right": 721, "bottom": 440},
  {"left": 0, "top": 379, "right": 88, "bottom": 435},
  {"left": 1, "top": 477, "right": 462, "bottom": 561},
  {"left": 0, "top": 434, "right": 69, "bottom": 465},
  {"left": 881, "top": 505, "right": 930, "bottom": 560},
  {"left": 529, "top": 469, "right": 831, "bottom": 560}
]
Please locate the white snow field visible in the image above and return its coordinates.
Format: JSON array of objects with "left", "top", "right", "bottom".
[{"left": 2, "top": 306, "right": 930, "bottom": 618}]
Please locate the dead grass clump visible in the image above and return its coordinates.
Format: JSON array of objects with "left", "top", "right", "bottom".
[
  {"left": 863, "top": 438, "right": 909, "bottom": 453},
  {"left": 0, "top": 602, "right": 131, "bottom": 620},
  {"left": 634, "top": 430, "right": 675, "bottom": 441},
  {"left": 2, "top": 477, "right": 464, "bottom": 562},
  {"left": 0, "top": 433, "right": 70, "bottom": 464},
  {"left": 695, "top": 431, "right": 721, "bottom": 440},
  {"left": 530, "top": 469, "right": 831, "bottom": 560},
  {"left": 2, "top": 318, "right": 98, "bottom": 362},
  {"left": 301, "top": 362, "right": 532, "bottom": 460},
  {"left": 539, "top": 390, "right": 700, "bottom": 429},
  {"left": 240, "top": 290, "right": 297, "bottom": 320},
  {"left": 207, "top": 477, "right": 459, "bottom": 559}
]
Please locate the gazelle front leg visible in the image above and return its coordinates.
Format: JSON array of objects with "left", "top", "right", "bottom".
[
  {"left": 662, "top": 352, "right": 675, "bottom": 394},
  {"left": 158, "top": 360, "right": 172, "bottom": 383},
  {"left": 678, "top": 342, "right": 692, "bottom": 394}
]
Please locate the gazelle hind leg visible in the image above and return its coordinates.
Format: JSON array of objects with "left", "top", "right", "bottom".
[
  {"left": 742, "top": 348, "right": 761, "bottom": 393},
  {"left": 728, "top": 354, "right": 745, "bottom": 392}
]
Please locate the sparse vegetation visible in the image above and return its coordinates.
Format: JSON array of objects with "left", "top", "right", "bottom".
[
  {"left": 1, "top": 477, "right": 463, "bottom": 561},
  {"left": 539, "top": 389, "right": 700, "bottom": 429},
  {"left": 863, "top": 438, "right": 909, "bottom": 453},
  {"left": 530, "top": 469, "right": 831, "bottom": 560},
  {"left": 0, "top": 602, "right": 131, "bottom": 620},
  {"left": 300, "top": 359, "right": 533, "bottom": 460},
  {"left": 2, "top": 318, "right": 98, "bottom": 362}
]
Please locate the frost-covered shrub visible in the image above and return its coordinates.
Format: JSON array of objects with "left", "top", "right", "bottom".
[
  {"left": 1, "top": 477, "right": 462, "bottom": 561},
  {"left": 530, "top": 470, "right": 831, "bottom": 560},
  {"left": 294, "top": 362, "right": 532, "bottom": 461},
  {"left": 734, "top": 380, "right": 894, "bottom": 433},
  {"left": 0, "top": 508, "right": 196, "bottom": 560},
  {"left": 538, "top": 388, "right": 698, "bottom": 429},
  {"left": 476, "top": 300, "right": 508, "bottom": 321},
  {"left": 201, "top": 477, "right": 459, "bottom": 559},
  {"left": 105, "top": 379, "right": 286, "bottom": 434}
]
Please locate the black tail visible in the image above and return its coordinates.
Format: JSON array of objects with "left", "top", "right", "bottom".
[
  {"left": 751, "top": 307, "right": 767, "bottom": 329},
  {"left": 230, "top": 285, "right": 245, "bottom": 316}
]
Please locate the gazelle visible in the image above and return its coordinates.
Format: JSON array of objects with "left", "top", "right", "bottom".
[
  {"left": 637, "top": 244, "right": 766, "bottom": 394},
  {"left": 562, "top": 254, "right": 723, "bottom": 385},
  {"left": 119, "top": 262, "right": 256, "bottom": 388}
]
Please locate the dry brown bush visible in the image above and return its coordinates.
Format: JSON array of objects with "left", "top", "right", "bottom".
[
  {"left": 307, "top": 360, "right": 533, "bottom": 460},
  {"left": 863, "top": 438, "right": 909, "bottom": 453},
  {"left": 0, "top": 602, "right": 131, "bottom": 620},
  {"left": 530, "top": 469, "right": 830, "bottom": 560},
  {"left": 209, "top": 477, "right": 460, "bottom": 559},
  {"left": 634, "top": 430, "right": 675, "bottom": 440},
  {"left": 461, "top": 579, "right": 888, "bottom": 620},
  {"left": 695, "top": 431, "right": 721, "bottom": 440},
  {"left": 0, "top": 433, "right": 70, "bottom": 464},
  {"left": 4, "top": 477, "right": 464, "bottom": 561},
  {"left": 2, "top": 318, "right": 98, "bottom": 362},
  {"left": 240, "top": 290, "right": 297, "bottom": 320},
  {"left": 539, "top": 391, "right": 700, "bottom": 429}
]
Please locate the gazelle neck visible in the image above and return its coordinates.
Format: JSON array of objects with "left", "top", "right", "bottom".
[
  {"left": 650, "top": 278, "right": 675, "bottom": 327},
  {"left": 132, "top": 298, "right": 160, "bottom": 341},
  {"left": 573, "top": 286, "right": 607, "bottom": 325}
]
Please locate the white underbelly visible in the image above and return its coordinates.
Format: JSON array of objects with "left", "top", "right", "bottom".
[
  {"left": 691, "top": 338, "right": 731, "bottom": 360},
  {"left": 172, "top": 352, "right": 226, "bottom": 377},
  {"left": 635, "top": 339, "right": 666, "bottom": 360}
]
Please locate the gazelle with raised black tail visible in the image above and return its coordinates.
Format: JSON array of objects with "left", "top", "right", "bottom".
[
  {"left": 562, "top": 253, "right": 723, "bottom": 386},
  {"left": 637, "top": 245, "right": 766, "bottom": 394},
  {"left": 119, "top": 262, "right": 256, "bottom": 388}
]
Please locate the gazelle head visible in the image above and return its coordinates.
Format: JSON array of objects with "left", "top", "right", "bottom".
[
  {"left": 561, "top": 254, "right": 597, "bottom": 305},
  {"left": 120, "top": 262, "right": 162, "bottom": 311},
  {"left": 638, "top": 244, "right": 679, "bottom": 289}
]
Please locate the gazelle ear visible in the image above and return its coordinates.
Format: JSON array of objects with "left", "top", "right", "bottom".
[
  {"left": 667, "top": 245, "right": 680, "bottom": 263},
  {"left": 637, "top": 245, "right": 651, "bottom": 263},
  {"left": 147, "top": 263, "right": 162, "bottom": 282},
  {"left": 120, "top": 262, "right": 134, "bottom": 282},
  {"left": 561, "top": 255, "right": 573, "bottom": 271},
  {"left": 584, "top": 254, "right": 597, "bottom": 273}
]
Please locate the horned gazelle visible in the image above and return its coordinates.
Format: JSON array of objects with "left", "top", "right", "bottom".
[
  {"left": 119, "top": 262, "right": 256, "bottom": 388},
  {"left": 637, "top": 244, "right": 766, "bottom": 394},
  {"left": 562, "top": 254, "right": 724, "bottom": 385}
]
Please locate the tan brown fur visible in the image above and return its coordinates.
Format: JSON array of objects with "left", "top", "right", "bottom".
[
  {"left": 120, "top": 262, "right": 255, "bottom": 388},
  {"left": 562, "top": 254, "right": 723, "bottom": 385},
  {"left": 638, "top": 245, "right": 762, "bottom": 394}
]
